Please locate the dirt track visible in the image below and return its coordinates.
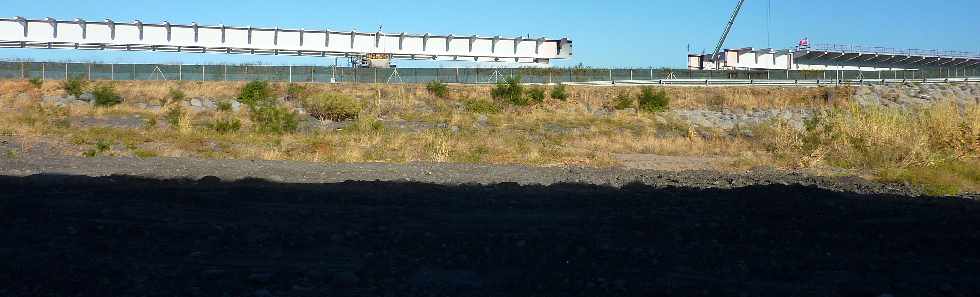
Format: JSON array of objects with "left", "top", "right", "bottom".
[{"left": 1, "top": 157, "right": 980, "bottom": 296}]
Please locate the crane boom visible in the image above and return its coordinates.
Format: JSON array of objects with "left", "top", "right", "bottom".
[{"left": 711, "top": 0, "right": 747, "bottom": 64}]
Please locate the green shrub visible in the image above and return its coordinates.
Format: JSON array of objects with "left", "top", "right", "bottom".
[
  {"left": 61, "top": 77, "right": 87, "bottom": 97},
  {"left": 612, "top": 92, "right": 634, "bottom": 110},
  {"left": 286, "top": 83, "right": 307, "bottom": 101},
  {"left": 527, "top": 87, "right": 546, "bottom": 103},
  {"left": 425, "top": 81, "right": 450, "bottom": 98},
  {"left": 550, "top": 83, "right": 568, "bottom": 101},
  {"left": 638, "top": 87, "right": 670, "bottom": 113},
  {"left": 164, "top": 106, "right": 184, "bottom": 128},
  {"left": 92, "top": 85, "right": 123, "bottom": 107},
  {"left": 302, "top": 92, "right": 361, "bottom": 121},
  {"left": 216, "top": 100, "right": 233, "bottom": 113},
  {"left": 28, "top": 77, "right": 43, "bottom": 89},
  {"left": 251, "top": 105, "right": 299, "bottom": 134},
  {"left": 492, "top": 76, "right": 527, "bottom": 106},
  {"left": 464, "top": 99, "right": 501, "bottom": 114},
  {"left": 83, "top": 140, "right": 111, "bottom": 157},
  {"left": 143, "top": 116, "right": 158, "bottom": 129},
  {"left": 237, "top": 81, "right": 273, "bottom": 107},
  {"left": 210, "top": 117, "right": 242, "bottom": 134},
  {"left": 168, "top": 88, "right": 186, "bottom": 104}
]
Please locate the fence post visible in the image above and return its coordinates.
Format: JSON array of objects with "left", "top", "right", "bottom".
[
  {"left": 65, "top": 63, "right": 68, "bottom": 80},
  {"left": 178, "top": 64, "right": 182, "bottom": 81},
  {"left": 202, "top": 65, "right": 206, "bottom": 81},
  {"left": 629, "top": 69, "right": 633, "bottom": 81},
  {"left": 41, "top": 63, "right": 45, "bottom": 80},
  {"left": 111, "top": 64, "right": 114, "bottom": 81},
  {"left": 87, "top": 64, "right": 92, "bottom": 80},
  {"left": 288, "top": 65, "right": 293, "bottom": 83},
  {"left": 223, "top": 65, "right": 227, "bottom": 81},
  {"left": 20, "top": 62, "right": 25, "bottom": 79}
]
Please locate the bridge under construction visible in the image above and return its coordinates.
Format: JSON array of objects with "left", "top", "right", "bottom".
[
  {"left": 689, "top": 44, "right": 980, "bottom": 72},
  {"left": 0, "top": 16, "right": 573, "bottom": 67}
]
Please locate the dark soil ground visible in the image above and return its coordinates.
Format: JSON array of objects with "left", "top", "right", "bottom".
[{"left": 1, "top": 174, "right": 978, "bottom": 297}]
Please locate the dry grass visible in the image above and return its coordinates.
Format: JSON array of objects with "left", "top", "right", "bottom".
[
  {"left": 2, "top": 79, "right": 977, "bottom": 194},
  {"left": 758, "top": 101, "right": 980, "bottom": 194}
]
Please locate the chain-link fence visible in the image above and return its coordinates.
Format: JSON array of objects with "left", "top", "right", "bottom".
[{"left": 0, "top": 61, "right": 977, "bottom": 84}]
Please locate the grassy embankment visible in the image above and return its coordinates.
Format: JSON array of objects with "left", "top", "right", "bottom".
[{"left": 0, "top": 79, "right": 977, "bottom": 194}]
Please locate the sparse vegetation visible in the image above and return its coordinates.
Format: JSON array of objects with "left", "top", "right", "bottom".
[
  {"left": 637, "top": 87, "right": 670, "bottom": 113},
  {"left": 302, "top": 93, "right": 361, "bottom": 122},
  {"left": 286, "top": 83, "right": 308, "bottom": 101},
  {"left": 464, "top": 99, "right": 501, "bottom": 114},
  {"left": 527, "top": 87, "right": 546, "bottom": 103},
  {"left": 237, "top": 81, "right": 273, "bottom": 107},
  {"left": 61, "top": 77, "right": 87, "bottom": 97},
  {"left": 759, "top": 102, "right": 980, "bottom": 194},
  {"left": 91, "top": 84, "right": 123, "bottom": 107},
  {"left": 426, "top": 81, "right": 450, "bottom": 98},
  {"left": 3, "top": 149, "right": 16, "bottom": 159},
  {"left": 250, "top": 104, "right": 299, "bottom": 134},
  {"left": 143, "top": 116, "right": 158, "bottom": 129},
  {"left": 216, "top": 100, "right": 233, "bottom": 113},
  {"left": 210, "top": 117, "right": 242, "bottom": 134},
  {"left": 0, "top": 79, "right": 976, "bottom": 194},
  {"left": 83, "top": 140, "right": 112, "bottom": 157},
  {"left": 612, "top": 92, "right": 634, "bottom": 110},
  {"left": 133, "top": 148, "right": 158, "bottom": 159},
  {"left": 492, "top": 76, "right": 527, "bottom": 106},
  {"left": 28, "top": 77, "right": 43, "bottom": 89},
  {"left": 550, "top": 83, "right": 568, "bottom": 101},
  {"left": 163, "top": 106, "right": 185, "bottom": 128},
  {"left": 168, "top": 88, "right": 187, "bottom": 104}
]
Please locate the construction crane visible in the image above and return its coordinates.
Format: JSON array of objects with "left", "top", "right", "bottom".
[{"left": 710, "top": 0, "right": 747, "bottom": 67}]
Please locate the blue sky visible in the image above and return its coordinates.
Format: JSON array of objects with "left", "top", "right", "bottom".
[{"left": 2, "top": 0, "right": 979, "bottom": 67}]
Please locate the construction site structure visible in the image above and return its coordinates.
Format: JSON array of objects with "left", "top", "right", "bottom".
[
  {"left": 0, "top": 16, "right": 573, "bottom": 68},
  {"left": 689, "top": 44, "right": 980, "bottom": 71}
]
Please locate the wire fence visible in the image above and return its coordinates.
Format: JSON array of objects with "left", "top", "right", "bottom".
[{"left": 0, "top": 61, "right": 978, "bottom": 84}]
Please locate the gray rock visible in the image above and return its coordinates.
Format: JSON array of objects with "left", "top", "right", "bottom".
[
  {"left": 43, "top": 95, "right": 67, "bottom": 104},
  {"left": 203, "top": 99, "right": 217, "bottom": 109},
  {"left": 189, "top": 98, "right": 204, "bottom": 107},
  {"left": 231, "top": 100, "right": 243, "bottom": 112},
  {"left": 78, "top": 93, "right": 94, "bottom": 102}
]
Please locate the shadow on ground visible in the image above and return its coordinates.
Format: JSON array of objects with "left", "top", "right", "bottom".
[{"left": 1, "top": 174, "right": 978, "bottom": 297}]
